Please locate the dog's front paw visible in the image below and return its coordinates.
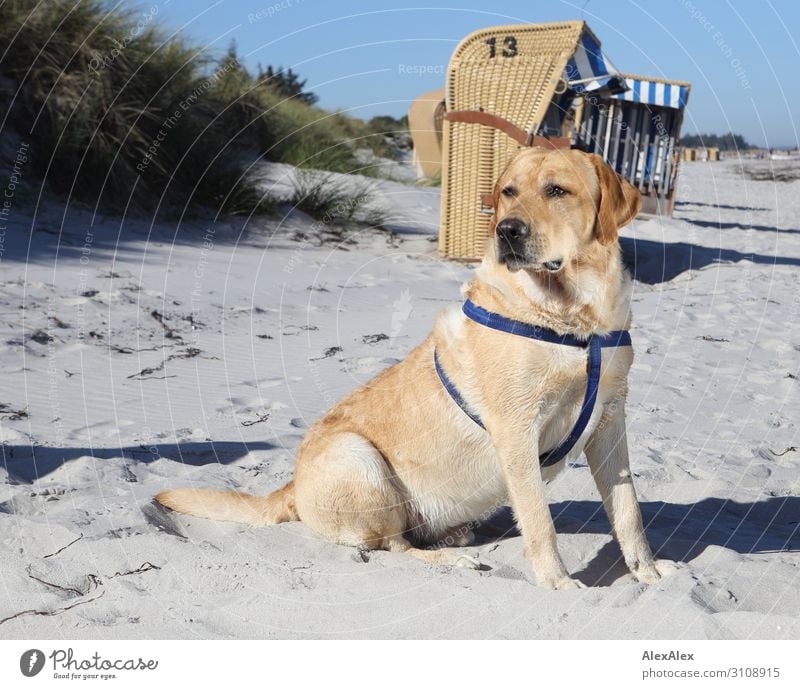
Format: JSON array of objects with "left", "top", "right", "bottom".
[
  {"left": 454, "top": 554, "right": 482, "bottom": 569},
  {"left": 631, "top": 558, "right": 683, "bottom": 584},
  {"left": 538, "top": 573, "right": 587, "bottom": 590},
  {"left": 556, "top": 576, "right": 587, "bottom": 591}
]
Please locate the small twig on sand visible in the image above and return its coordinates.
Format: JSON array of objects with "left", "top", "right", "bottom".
[
  {"left": 25, "top": 566, "right": 86, "bottom": 597},
  {"left": 43, "top": 533, "right": 84, "bottom": 559},
  {"left": 49, "top": 315, "right": 69, "bottom": 329},
  {"left": 0, "top": 403, "right": 28, "bottom": 420},
  {"left": 241, "top": 411, "right": 271, "bottom": 427},
  {"left": 151, "top": 309, "right": 182, "bottom": 341},
  {"left": 695, "top": 335, "right": 730, "bottom": 343},
  {"left": 29, "top": 329, "right": 54, "bottom": 345},
  {"left": 110, "top": 344, "right": 164, "bottom": 354},
  {"left": 182, "top": 314, "right": 203, "bottom": 329},
  {"left": 0, "top": 590, "right": 106, "bottom": 627},
  {"left": 127, "top": 347, "right": 215, "bottom": 380},
  {"left": 309, "top": 346, "right": 342, "bottom": 361},
  {"left": 131, "top": 372, "right": 177, "bottom": 381},
  {"left": 110, "top": 562, "right": 161, "bottom": 578}
]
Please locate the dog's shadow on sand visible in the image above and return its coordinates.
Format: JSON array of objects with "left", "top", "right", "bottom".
[{"left": 475, "top": 497, "right": 800, "bottom": 587}]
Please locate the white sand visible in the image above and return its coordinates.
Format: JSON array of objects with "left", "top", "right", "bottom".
[{"left": 0, "top": 159, "right": 798, "bottom": 639}]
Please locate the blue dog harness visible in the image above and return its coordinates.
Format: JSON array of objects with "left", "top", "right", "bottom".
[{"left": 434, "top": 299, "right": 632, "bottom": 467}]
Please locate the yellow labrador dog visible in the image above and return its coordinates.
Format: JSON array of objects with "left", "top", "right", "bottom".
[{"left": 157, "top": 147, "right": 676, "bottom": 589}]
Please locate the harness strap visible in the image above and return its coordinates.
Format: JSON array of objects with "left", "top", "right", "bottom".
[
  {"left": 538, "top": 337, "right": 601, "bottom": 466},
  {"left": 434, "top": 349, "right": 485, "bottom": 430},
  {"left": 433, "top": 301, "right": 632, "bottom": 467},
  {"left": 463, "top": 299, "right": 632, "bottom": 348}
]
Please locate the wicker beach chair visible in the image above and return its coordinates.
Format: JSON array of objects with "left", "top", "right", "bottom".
[
  {"left": 438, "top": 20, "right": 622, "bottom": 260},
  {"left": 408, "top": 88, "right": 446, "bottom": 179}
]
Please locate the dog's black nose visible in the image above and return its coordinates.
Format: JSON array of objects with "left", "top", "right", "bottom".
[{"left": 496, "top": 218, "right": 529, "bottom": 241}]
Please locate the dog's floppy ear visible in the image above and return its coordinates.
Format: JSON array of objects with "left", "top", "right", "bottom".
[
  {"left": 588, "top": 153, "right": 641, "bottom": 245},
  {"left": 488, "top": 178, "right": 502, "bottom": 236}
]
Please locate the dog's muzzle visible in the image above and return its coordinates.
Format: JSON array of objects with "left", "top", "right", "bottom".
[
  {"left": 496, "top": 218, "right": 529, "bottom": 265},
  {"left": 496, "top": 218, "right": 562, "bottom": 272}
]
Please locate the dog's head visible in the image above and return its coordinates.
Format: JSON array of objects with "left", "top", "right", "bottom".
[{"left": 489, "top": 148, "right": 640, "bottom": 273}]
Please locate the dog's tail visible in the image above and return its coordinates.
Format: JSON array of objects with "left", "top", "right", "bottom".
[{"left": 154, "top": 481, "right": 299, "bottom": 526}]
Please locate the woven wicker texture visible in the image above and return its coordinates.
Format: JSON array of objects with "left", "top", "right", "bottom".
[{"left": 440, "top": 21, "right": 586, "bottom": 260}]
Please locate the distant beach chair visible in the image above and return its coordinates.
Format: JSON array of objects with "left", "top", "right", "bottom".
[
  {"left": 575, "top": 73, "right": 691, "bottom": 215},
  {"left": 406, "top": 20, "right": 691, "bottom": 260},
  {"left": 408, "top": 88, "right": 445, "bottom": 180}
]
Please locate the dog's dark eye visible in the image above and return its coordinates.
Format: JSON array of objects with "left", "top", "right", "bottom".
[
  {"left": 545, "top": 184, "right": 567, "bottom": 198},
  {"left": 501, "top": 185, "right": 516, "bottom": 197}
]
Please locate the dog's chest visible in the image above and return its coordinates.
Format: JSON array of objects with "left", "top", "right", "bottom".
[{"left": 532, "top": 343, "right": 630, "bottom": 456}]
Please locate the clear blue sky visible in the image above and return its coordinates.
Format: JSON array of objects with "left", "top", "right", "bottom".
[{"left": 153, "top": 0, "right": 799, "bottom": 148}]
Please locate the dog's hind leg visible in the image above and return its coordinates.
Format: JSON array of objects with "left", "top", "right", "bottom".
[
  {"left": 440, "top": 524, "right": 476, "bottom": 547},
  {"left": 383, "top": 535, "right": 480, "bottom": 569},
  {"left": 294, "top": 432, "right": 479, "bottom": 569}
]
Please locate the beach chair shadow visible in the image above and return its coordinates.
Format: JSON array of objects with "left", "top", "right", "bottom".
[
  {"left": 674, "top": 201, "right": 770, "bottom": 212},
  {"left": 619, "top": 236, "right": 800, "bottom": 284},
  {"left": 678, "top": 217, "right": 800, "bottom": 235}
]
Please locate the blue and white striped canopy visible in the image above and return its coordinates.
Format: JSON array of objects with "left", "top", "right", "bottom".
[
  {"left": 614, "top": 77, "right": 689, "bottom": 109},
  {"left": 566, "top": 29, "right": 625, "bottom": 95}
]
